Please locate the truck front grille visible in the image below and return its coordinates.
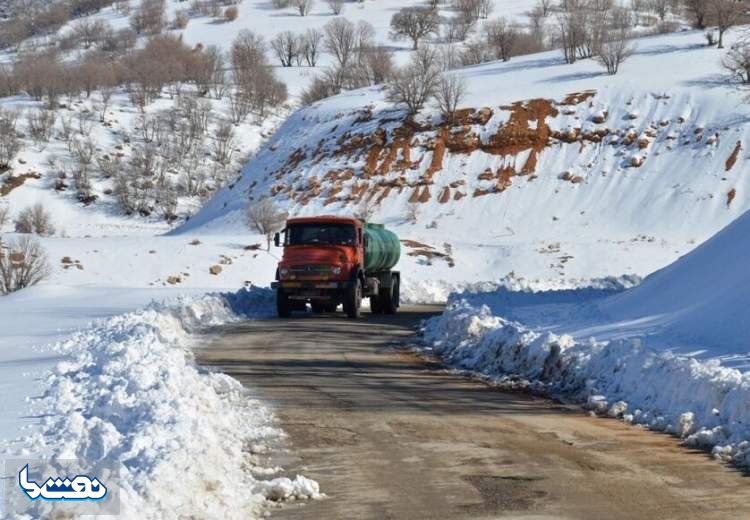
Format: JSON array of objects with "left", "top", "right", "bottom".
[{"left": 289, "top": 264, "right": 330, "bottom": 276}]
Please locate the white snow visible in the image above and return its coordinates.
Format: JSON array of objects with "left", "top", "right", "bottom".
[
  {"left": 1, "top": 287, "right": 321, "bottom": 519},
  {"left": 421, "top": 208, "right": 750, "bottom": 467}
]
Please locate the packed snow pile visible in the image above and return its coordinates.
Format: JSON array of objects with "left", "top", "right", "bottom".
[
  {"left": 421, "top": 210, "right": 750, "bottom": 467},
  {"left": 2, "top": 287, "right": 321, "bottom": 519}
]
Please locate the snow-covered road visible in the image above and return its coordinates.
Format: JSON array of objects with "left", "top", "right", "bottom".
[{"left": 198, "top": 308, "right": 750, "bottom": 520}]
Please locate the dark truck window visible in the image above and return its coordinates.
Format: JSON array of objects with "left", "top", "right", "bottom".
[{"left": 287, "top": 223, "right": 357, "bottom": 246}]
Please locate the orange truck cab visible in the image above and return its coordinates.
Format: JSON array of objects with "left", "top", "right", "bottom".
[{"left": 270, "top": 216, "right": 401, "bottom": 319}]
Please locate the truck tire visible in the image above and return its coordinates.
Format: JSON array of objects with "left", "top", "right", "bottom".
[
  {"left": 383, "top": 276, "right": 400, "bottom": 315},
  {"left": 277, "top": 289, "right": 292, "bottom": 318},
  {"left": 344, "top": 279, "right": 362, "bottom": 319}
]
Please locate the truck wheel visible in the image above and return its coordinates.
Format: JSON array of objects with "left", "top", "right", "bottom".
[
  {"left": 277, "top": 290, "right": 292, "bottom": 318},
  {"left": 344, "top": 279, "right": 362, "bottom": 319},
  {"left": 383, "top": 277, "right": 400, "bottom": 315}
]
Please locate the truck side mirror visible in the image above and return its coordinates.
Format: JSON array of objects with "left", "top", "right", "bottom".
[{"left": 274, "top": 232, "right": 280, "bottom": 247}]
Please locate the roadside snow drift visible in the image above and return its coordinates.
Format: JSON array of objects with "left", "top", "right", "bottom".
[
  {"left": 3, "top": 288, "right": 320, "bottom": 519},
  {"left": 422, "top": 211, "right": 750, "bottom": 467}
]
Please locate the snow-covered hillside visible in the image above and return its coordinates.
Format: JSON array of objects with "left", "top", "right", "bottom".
[
  {"left": 182, "top": 29, "right": 749, "bottom": 285},
  {"left": 421, "top": 206, "right": 750, "bottom": 467}
]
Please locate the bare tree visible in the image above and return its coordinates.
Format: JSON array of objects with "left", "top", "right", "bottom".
[
  {"left": 444, "top": 15, "right": 475, "bottom": 42},
  {"left": 454, "top": 0, "right": 482, "bottom": 22},
  {"left": 246, "top": 199, "right": 287, "bottom": 250},
  {"left": 485, "top": 17, "right": 518, "bottom": 61},
  {"left": 130, "top": 0, "right": 166, "bottom": 34},
  {"left": 0, "top": 203, "right": 9, "bottom": 229},
  {"left": 27, "top": 109, "right": 56, "bottom": 151},
  {"left": 14, "top": 203, "right": 55, "bottom": 236},
  {"left": 387, "top": 47, "right": 442, "bottom": 115},
  {"left": 684, "top": 0, "right": 708, "bottom": 28},
  {"left": 0, "top": 235, "right": 50, "bottom": 295},
  {"left": 710, "top": 0, "right": 745, "bottom": 48},
  {"left": 301, "top": 28, "right": 324, "bottom": 66},
  {"left": 213, "top": 120, "right": 236, "bottom": 165},
  {"left": 597, "top": 8, "right": 634, "bottom": 74},
  {"left": 434, "top": 73, "right": 467, "bottom": 122},
  {"left": 723, "top": 39, "right": 750, "bottom": 82},
  {"left": 324, "top": 17, "right": 357, "bottom": 67},
  {"left": 478, "top": 0, "right": 494, "bottom": 18},
  {"left": 327, "top": 0, "right": 344, "bottom": 14},
  {"left": 0, "top": 108, "right": 21, "bottom": 168},
  {"left": 389, "top": 7, "right": 441, "bottom": 49},
  {"left": 294, "top": 0, "right": 314, "bottom": 16},
  {"left": 271, "top": 31, "right": 299, "bottom": 67},
  {"left": 228, "top": 90, "right": 252, "bottom": 124}
]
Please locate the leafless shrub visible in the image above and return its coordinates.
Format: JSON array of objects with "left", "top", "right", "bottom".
[
  {"left": 596, "top": 8, "right": 634, "bottom": 74},
  {"left": 228, "top": 90, "right": 252, "bottom": 124},
  {"left": 0, "top": 203, "right": 9, "bottom": 229},
  {"left": 485, "top": 17, "right": 518, "bottom": 62},
  {"left": 14, "top": 203, "right": 55, "bottom": 236},
  {"left": 130, "top": 0, "right": 166, "bottom": 35},
  {"left": 246, "top": 199, "right": 287, "bottom": 250},
  {"left": 357, "top": 45, "right": 395, "bottom": 84},
  {"left": 271, "top": 0, "right": 290, "bottom": 8},
  {"left": 271, "top": 31, "right": 300, "bottom": 67},
  {"left": 387, "top": 47, "right": 442, "bottom": 115},
  {"left": 328, "top": 0, "right": 344, "bottom": 14},
  {"left": 512, "top": 30, "right": 546, "bottom": 57},
  {"left": 0, "top": 109, "right": 21, "bottom": 168},
  {"left": 294, "top": 0, "right": 314, "bottom": 16},
  {"left": 433, "top": 73, "right": 467, "bottom": 122},
  {"left": 173, "top": 9, "right": 190, "bottom": 29},
  {"left": 444, "top": 15, "right": 475, "bottom": 43},
  {"left": 72, "top": 18, "right": 111, "bottom": 49},
  {"left": 0, "top": 235, "right": 50, "bottom": 295},
  {"left": 300, "top": 73, "right": 338, "bottom": 105},
  {"left": 27, "top": 109, "right": 56, "bottom": 151},
  {"left": 231, "top": 30, "right": 268, "bottom": 85},
  {"left": 213, "top": 120, "right": 236, "bottom": 165},
  {"left": 453, "top": 0, "right": 482, "bottom": 22},
  {"left": 225, "top": 6, "right": 239, "bottom": 21},
  {"left": 723, "top": 39, "right": 750, "bottom": 83},
  {"left": 460, "top": 39, "right": 491, "bottom": 65},
  {"left": 390, "top": 7, "right": 441, "bottom": 49},
  {"left": 193, "top": 45, "right": 225, "bottom": 97}
]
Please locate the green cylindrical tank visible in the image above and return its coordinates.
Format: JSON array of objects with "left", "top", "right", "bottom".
[{"left": 363, "top": 222, "right": 400, "bottom": 273}]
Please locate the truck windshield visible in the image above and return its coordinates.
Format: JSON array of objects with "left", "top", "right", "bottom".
[{"left": 287, "top": 223, "right": 357, "bottom": 246}]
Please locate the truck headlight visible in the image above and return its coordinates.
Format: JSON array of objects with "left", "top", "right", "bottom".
[{"left": 331, "top": 265, "right": 342, "bottom": 275}]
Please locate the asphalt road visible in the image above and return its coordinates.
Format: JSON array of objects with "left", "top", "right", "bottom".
[{"left": 197, "top": 306, "right": 750, "bottom": 520}]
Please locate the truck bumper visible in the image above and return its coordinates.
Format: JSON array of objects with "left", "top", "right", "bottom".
[{"left": 272, "top": 280, "right": 356, "bottom": 291}]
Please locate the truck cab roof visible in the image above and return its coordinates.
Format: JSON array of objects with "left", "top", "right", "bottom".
[{"left": 286, "top": 216, "right": 361, "bottom": 226}]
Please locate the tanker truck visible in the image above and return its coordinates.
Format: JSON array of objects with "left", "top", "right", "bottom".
[{"left": 270, "top": 216, "right": 401, "bottom": 319}]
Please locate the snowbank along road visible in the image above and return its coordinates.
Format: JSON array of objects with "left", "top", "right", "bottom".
[{"left": 197, "top": 307, "right": 750, "bottom": 520}]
